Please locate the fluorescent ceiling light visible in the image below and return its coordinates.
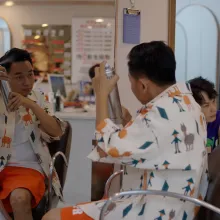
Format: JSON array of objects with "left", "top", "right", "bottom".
[
  {"left": 5, "top": 1, "right": 14, "bottom": 6},
  {"left": 96, "top": 18, "right": 104, "bottom": 23}
]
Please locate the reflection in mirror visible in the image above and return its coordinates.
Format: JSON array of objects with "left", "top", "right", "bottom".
[
  {"left": 175, "top": 1, "right": 219, "bottom": 87},
  {"left": 0, "top": 18, "right": 10, "bottom": 57},
  {"left": 90, "top": 1, "right": 116, "bottom": 202}
]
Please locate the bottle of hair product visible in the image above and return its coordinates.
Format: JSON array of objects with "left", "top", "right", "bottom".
[
  {"left": 48, "top": 92, "right": 55, "bottom": 112},
  {"left": 105, "top": 63, "right": 123, "bottom": 125},
  {"left": 0, "top": 80, "right": 11, "bottom": 112},
  {"left": 55, "top": 90, "right": 61, "bottom": 112}
]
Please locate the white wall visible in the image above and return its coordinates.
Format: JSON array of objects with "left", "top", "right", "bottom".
[
  {"left": 115, "top": 0, "right": 169, "bottom": 115},
  {"left": 0, "top": 4, "right": 115, "bottom": 48}
]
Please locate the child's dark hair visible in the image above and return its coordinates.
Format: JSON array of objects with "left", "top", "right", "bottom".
[
  {"left": 0, "top": 48, "right": 32, "bottom": 72},
  {"left": 88, "top": 64, "right": 99, "bottom": 79},
  {"left": 188, "top": 76, "right": 218, "bottom": 105}
]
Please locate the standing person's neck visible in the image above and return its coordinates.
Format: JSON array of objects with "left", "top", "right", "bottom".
[{"left": 148, "top": 83, "right": 175, "bottom": 102}]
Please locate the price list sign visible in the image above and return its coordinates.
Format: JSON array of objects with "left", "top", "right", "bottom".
[{"left": 71, "top": 17, "right": 115, "bottom": 82}]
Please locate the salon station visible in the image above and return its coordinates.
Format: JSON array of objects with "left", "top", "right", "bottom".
[{"left": 0, "top": 0, "right": 220, "bottom": 219}]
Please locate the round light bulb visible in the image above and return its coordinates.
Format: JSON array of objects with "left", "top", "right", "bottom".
[{"left": 34, "top": 35, "right": 40, "bottom": 40}]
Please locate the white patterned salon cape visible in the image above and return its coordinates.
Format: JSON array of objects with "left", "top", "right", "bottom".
[{"left": 79, "top": 83, "right": 208, "bottom": 220}]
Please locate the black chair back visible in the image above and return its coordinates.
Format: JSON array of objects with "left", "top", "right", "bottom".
[
  {"left": 48, "top": 121, "right": 72, "bottom": 188},
  {"left": 195, "top": 147, "right": 220, "bottom": 220}
]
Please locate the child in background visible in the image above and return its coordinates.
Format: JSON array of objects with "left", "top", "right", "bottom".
[{"left": 189, "top": 76, "right": 220, "bottom": 153}]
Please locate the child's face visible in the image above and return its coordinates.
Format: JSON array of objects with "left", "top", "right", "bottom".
[
  {"left": 200, "top": 91, "right": 217, "bottom": 123},
  {"left": 83, "top": 83, "right": 92, "bottom": 95}
]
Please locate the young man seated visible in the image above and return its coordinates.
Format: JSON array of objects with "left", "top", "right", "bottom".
[
  {"left": 44, "top": 41, "right": 208, "bottom": 220},
  {"left": 0, "top": 48, "right": 66, "bottom": 220},
  {"left": 189, "top": 76, "right": 219, "bottom": 153}
]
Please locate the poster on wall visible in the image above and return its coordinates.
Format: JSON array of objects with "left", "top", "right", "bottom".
[
  {"left": 71, "top": 17, "right": 115, "bottom": 83},
  {"left": 22, "top": 25, "right": 71, "bottom": 83}
]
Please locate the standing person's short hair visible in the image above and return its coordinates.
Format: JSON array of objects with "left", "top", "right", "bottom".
[
  {"left": 88, "top": 64, "right": 100, "bottom": 79},
  {"left": 189, "top": 76, "right": 218, "bottom": 105},
  {"left": 0, "top": 48, "right": 33, "bottom": 72},
  {"left": 127, "top": 41, "right": 176, "bottom": 86}
]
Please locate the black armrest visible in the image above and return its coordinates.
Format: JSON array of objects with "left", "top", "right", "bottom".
[{"left": 195, "top": 146, "right": 220, "bottom": 220}]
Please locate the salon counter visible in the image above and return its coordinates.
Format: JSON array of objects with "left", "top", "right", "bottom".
[
  {"left": 55, "top": 111, "right": 96, "bottom": 205},
  {"left": 55, "top": 111, "right": 96, "bottom": 120}
]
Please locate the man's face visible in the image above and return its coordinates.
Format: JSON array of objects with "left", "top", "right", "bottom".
[
  {"left": 200, "top": 91, "right": 217, "bottom": 123},
  {"left": 8, "top": 61, "right": 35, "bottom": 97}
]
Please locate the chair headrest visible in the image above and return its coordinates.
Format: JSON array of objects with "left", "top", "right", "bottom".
[{"left": 208, "top": 147, "right": 220, "bottom": 180}]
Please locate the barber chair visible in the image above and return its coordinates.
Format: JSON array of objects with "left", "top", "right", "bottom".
[
  {"left": 99, "top": 190, "right": 220, "bottom": 220},
  {"left": 194, "top": 146, "right": 220, "bottom": 220},
  {"left": 102, "top": 147, "right": 220, "bottom": 220},
  {"left": 91, "top": 162, "right": 114, "bottom": 201},
  {"left": 6, "top": 121, "right": 72, "bottom": 220},
  {"left": 91, "top": 139, "right": 117, "bottom": 201}
]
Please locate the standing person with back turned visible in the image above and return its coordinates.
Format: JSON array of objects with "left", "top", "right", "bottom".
[{"left": 43, "top": 41, "right": 208, "bottom": 220}]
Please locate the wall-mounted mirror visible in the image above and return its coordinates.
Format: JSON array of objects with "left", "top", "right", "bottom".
[
  {"left": 0, "top": 18, "right": 10, "bottom": 57},
  {"left": 168, "top": 0, "right": 220, "bottom": 90},
  {"left": 175, "top": 2, "right": 219, "bottom": 86}
]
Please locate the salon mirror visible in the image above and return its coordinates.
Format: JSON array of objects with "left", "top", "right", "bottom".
[
  {"left": 168, "top": 0, "right": 219, "bottom": 90},
  {"left": 0, "top": 18, "right": 11, "bottom": 57}
]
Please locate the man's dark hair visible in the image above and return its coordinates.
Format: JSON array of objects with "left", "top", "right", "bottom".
[
  {"left": 189, "top": 76, "right": 218, "bottom": 105},
  {"left": 88, "top": 64, "right": 99, "bottom": 79},
  {"left": 127, "top": 41, "right": 176, "bottom": 86},
  {"left": 0, "top": 48, "right": 32, "bottom": 72}
]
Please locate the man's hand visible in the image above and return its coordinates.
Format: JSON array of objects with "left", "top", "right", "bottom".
[
  {"left": 122, "top": 106, "right": 132, "bottom": 126},
  {"left": 93, "top": 62, "right": 118, "bottom": 126},
  {"left": 7, "top": 91, "right": 62, "bottom": 137},
  {"left": 7, "top": 92, "right": 33, "bottom": 112},
  {"left": 92, "top": 61, "right": 119, "bottom": 98},
  {"left": 0, "top": 66, "right": 9, "bottom": 81}
]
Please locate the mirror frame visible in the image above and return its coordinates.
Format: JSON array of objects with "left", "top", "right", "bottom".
[{"left": 168, "top": 0, "right": 176, "bottom": 51}]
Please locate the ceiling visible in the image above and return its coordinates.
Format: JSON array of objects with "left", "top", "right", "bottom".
[{"left": 0, "top": 0, "right": 115, "bottom": 6}]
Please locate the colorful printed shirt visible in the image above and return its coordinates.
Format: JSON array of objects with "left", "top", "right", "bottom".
[
  {"left": 77, "top": 83, "right": 208, "bottom": 220},
  {"left": 207, "top": 111, "right": 220, "bottom": 151},
  {"left": 0, "top": 90, "right": 66, "bottom": 198}
]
